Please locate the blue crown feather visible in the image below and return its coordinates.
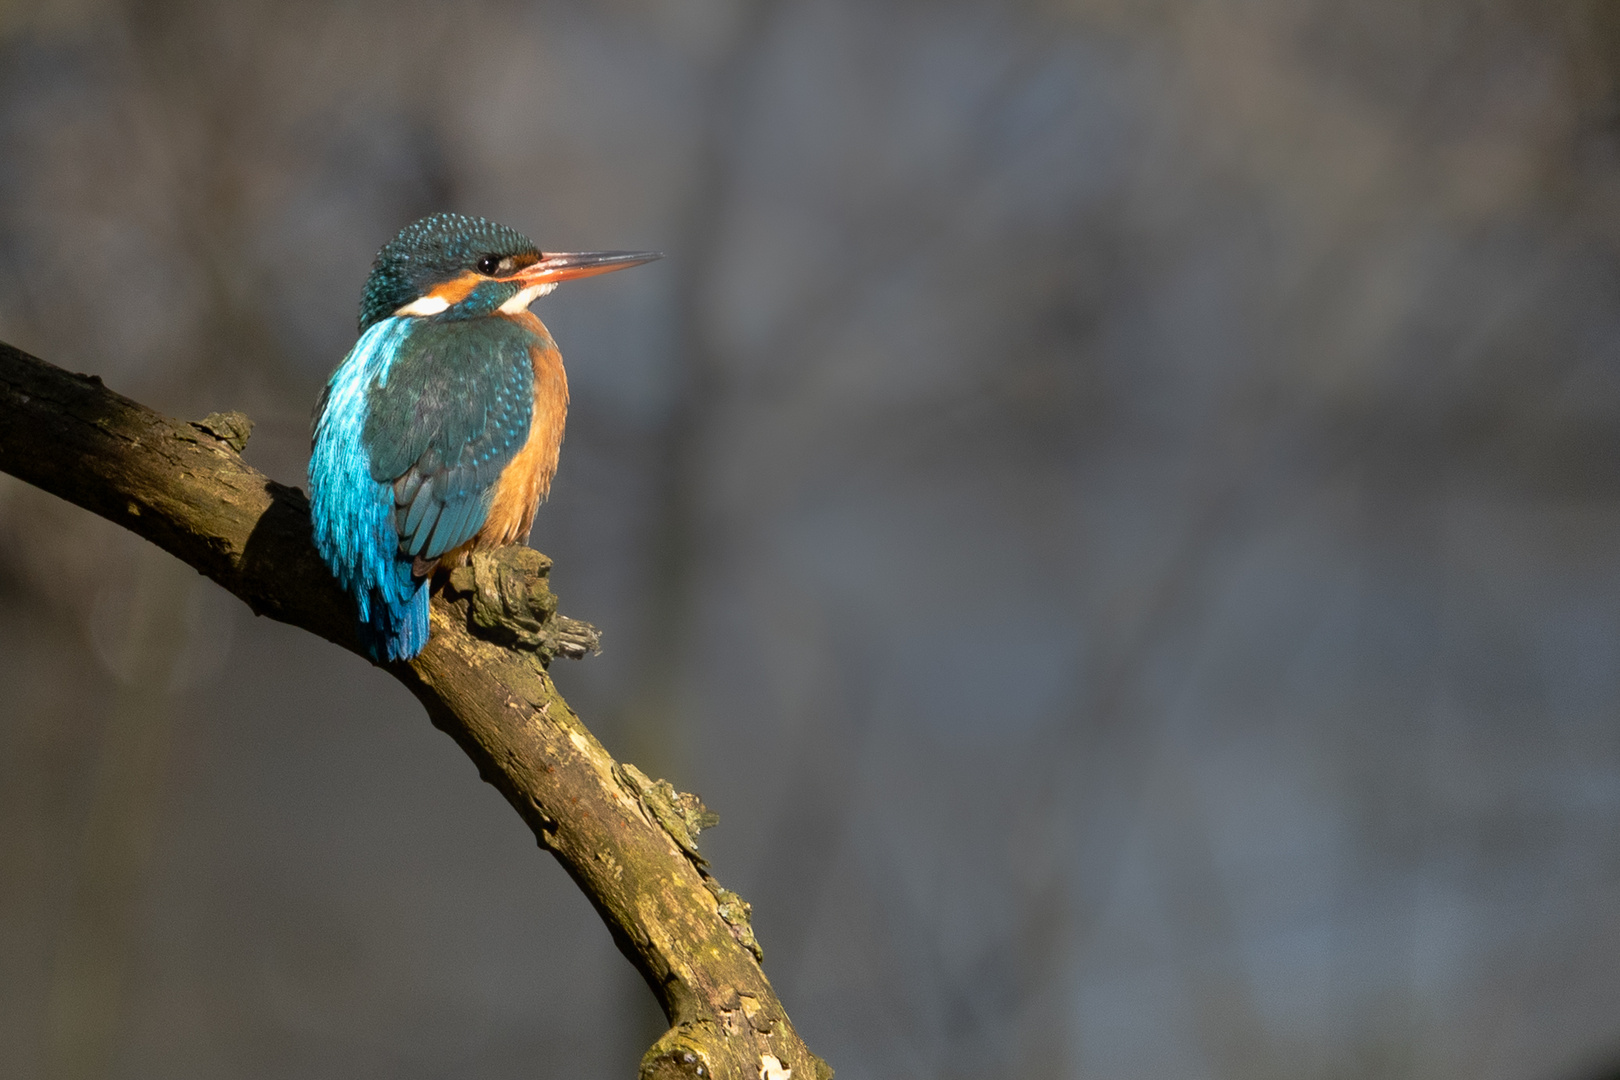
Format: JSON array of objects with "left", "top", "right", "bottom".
[{"left": 359, "top": 212, "right": 538, "bottom": 331}]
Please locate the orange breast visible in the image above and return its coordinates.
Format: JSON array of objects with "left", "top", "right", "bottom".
[{"left": 476, "top": 312, "right": 568, "bottom": 549}]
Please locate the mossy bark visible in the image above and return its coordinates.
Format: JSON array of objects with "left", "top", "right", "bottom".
[{"left": 0, "top": 341, "right": 830, "bottom": 1080}]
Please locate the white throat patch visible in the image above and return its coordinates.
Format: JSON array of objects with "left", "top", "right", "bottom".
[
  {"left": 394, "top": 294, "right": 450, "bottom": 317},
  {"left": 499, "top": 281, "right": 557, "bottom": 314}
]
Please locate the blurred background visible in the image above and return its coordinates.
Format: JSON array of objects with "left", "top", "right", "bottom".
[{"left": 2, "top": 1, "right": 1619, "bottom": 1078}]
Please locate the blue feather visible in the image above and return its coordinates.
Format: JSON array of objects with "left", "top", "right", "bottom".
[
  {"left": 428, "top": 500, "right": 464, "bottom": 559},
  {"left": 309, "top": 317, "right": 428, "bottom": 661},
  {"left": 427, "top": 493, "right": 487, "bottom": 559},
  {"left": 394, "top": 471, "right": 423, "bottom": 508},
  {"left": 423, "top": 503, "right": 458, "bottom": 558},
  {"left": 403, "top": 486, "right": 438, "bottom": 555}
]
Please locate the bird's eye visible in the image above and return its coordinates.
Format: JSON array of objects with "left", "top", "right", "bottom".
[{"left": 477, "top": 254, "right": 501, "bottom": 275}]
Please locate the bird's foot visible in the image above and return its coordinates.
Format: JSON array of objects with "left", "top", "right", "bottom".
[{"left": 442, "top": 546, "right": 600, "bottom": 665}]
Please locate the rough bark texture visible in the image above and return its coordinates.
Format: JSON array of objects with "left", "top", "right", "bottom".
[{"left": 0, "top": 340, "right": 830, "bottom": 1080}]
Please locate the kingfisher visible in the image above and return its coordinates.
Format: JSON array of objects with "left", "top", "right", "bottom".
[{"left": 309, "top": 212, "right": 658, "bottom": 661}]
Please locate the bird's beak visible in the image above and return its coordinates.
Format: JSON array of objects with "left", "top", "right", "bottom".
[{"left": 507, "top": 250, "right": 662, "bottom": 285}]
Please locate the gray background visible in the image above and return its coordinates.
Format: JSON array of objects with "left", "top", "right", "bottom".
[{"left": 2, "top": 2, "right": 1619, "bottom": 1078}]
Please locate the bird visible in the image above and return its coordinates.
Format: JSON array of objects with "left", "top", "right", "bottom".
[{"left": 309, "top": 212, "right": 658, "bottom": 661}]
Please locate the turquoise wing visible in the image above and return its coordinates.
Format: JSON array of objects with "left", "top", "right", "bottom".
[{"left": 361, "top": 317, "right": 536, "bottom": 560}]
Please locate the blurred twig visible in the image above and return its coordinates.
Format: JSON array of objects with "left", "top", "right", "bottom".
[{"left": 0, "top": 340, "right": 830, "bottom": 1080}]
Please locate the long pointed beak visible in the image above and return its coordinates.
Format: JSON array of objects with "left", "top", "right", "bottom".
[{"left": 508, "top": 250, "right": 662, "bottom": 285}]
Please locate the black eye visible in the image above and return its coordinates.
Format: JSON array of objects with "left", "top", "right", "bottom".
[{"left": 477, "top": 254, "right": 501, "bottom": 275}]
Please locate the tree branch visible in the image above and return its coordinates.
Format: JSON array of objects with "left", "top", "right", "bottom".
[{"left": 0, "top": 340, "right": 829, "bottom": 1080}]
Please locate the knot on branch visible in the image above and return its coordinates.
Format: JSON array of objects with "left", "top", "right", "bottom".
[
  {"left": 710, "top": 885, "right": 761, "bottom": 962},
  {"left": 617, "top": 762, "right": 763, "bottom": 963},
  {"left": 617, "top": 763, "right": 720, "bottom": 860},
  {"left": 640, "top": 1024, "right": 717, "bottom": 1080},
  {"left": 443, "top": 546, "right": 601, "bottom": 665},
  {"left": 186, "top": 410, "right": 254, "bottom": 452}
]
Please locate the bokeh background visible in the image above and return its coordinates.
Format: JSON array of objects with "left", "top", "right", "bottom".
[{"left": 3, "top": 1, "right": 1620, "bottom": 1078}]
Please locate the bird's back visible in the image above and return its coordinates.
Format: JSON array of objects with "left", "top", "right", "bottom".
[{"left": 310, "top": 311, "right": 561, "bottom": 660}]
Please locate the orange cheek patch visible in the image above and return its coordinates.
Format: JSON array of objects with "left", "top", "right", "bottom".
[{"left": 427, "top": 271, "right": 482, "bottom": 305}]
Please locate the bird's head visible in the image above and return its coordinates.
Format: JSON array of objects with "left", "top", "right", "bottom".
[{"left": 359, "top": 212, "right": 659, "bottom": 331}]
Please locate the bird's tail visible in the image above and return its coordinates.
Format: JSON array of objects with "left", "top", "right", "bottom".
[{"left": 358, "top": 580, "right": 430, "bottom": 662}]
